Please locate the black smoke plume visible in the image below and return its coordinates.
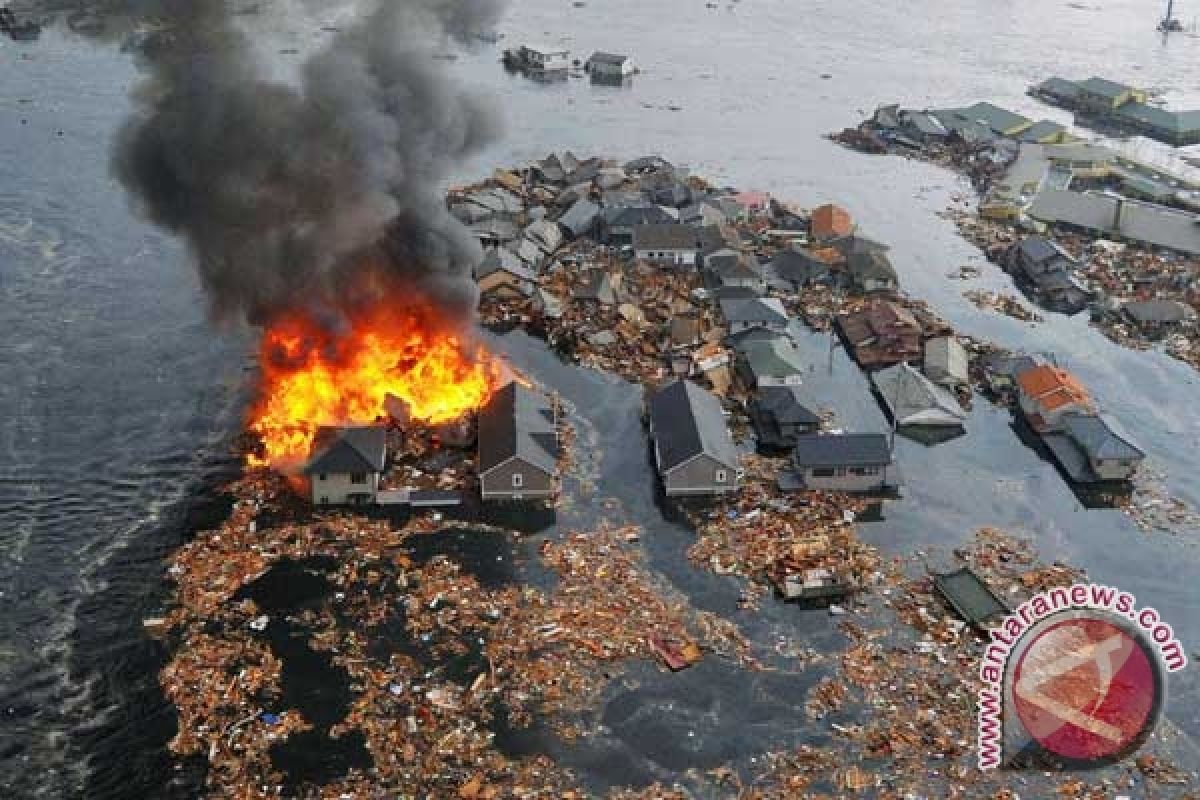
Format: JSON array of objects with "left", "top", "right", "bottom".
[{"left": 41, "top": 0, "right": 504, "bottom": 324}]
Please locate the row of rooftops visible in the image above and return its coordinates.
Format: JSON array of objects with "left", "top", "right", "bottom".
[{"left": 1032, "top": 75, "right": 1200, "bottom": 144}]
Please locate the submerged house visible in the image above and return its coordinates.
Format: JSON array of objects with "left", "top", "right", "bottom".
[
  {"left": 924, "top": 336, "right": 969, "bottom": 388},
  {"left": 1015, "top": 364, "right": 1094, "bottom": 433},
  {"left": 1005, "top": 237, "right": 1090, "bottom": 313},
  {"left": 477, "top": 383, "right": 558, "bottom": 501},
  {"left": 788, "top": 433, "right": 895, "bottom": 493},
  {"left": 305, "top": 426, "right": 388, "bottom": 506},
  {"left": 837, "top": 301, "right": 923, "bottom": 369},
  {"left": 1042, "top": 412, "right": 1145, "bottom": 483},
  {"left": 647, "top": 380, "right": 740, "bottom": 496},
  {"left": 871, "top": 363, "right": 967, "bottom": 428},
  {"left": 750, "top": 386, "right": 820, "bottom": 451},
  {"left": 586, "top": 51, "right": 636, "bottom": 79}
]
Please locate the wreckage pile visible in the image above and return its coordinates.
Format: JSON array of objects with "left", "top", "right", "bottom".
[
  {"left": 685, "top": 454, "right": 879, "bottom": 608},
  {"left": 962, "top": 288, "right": 1043, "bottom": 323},
  {"left": 724, "top": 527, "right": 1199, "bottom": 799},
  {"left": 158, "top": 460, "right": 765, "bottom": 797}
]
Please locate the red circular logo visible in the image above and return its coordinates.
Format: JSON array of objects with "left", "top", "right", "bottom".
[{"left": 1011, "top": 614, "right": 1162, "bottom": 764}]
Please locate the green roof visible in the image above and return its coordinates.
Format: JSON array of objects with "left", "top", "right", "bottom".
[
  {"left": 1115, "top": 101, "right": 1200, "bottom": 135},
  {"left": 1018, "top": 119, "right": 1068, "bottom": 142},
  {"left": 1079, "top": 76, "right": 1136, "bottom": 99},
  {"left": 957, "top": 101, "right": 1032, "bottom": 134},
  {"left": 1036, "top": 77, "right": 1083, "bottom": 100}
]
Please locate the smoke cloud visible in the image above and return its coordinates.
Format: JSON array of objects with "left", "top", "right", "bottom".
[{"left": 42, "top": 0, "right": 504, "bottom": 325}]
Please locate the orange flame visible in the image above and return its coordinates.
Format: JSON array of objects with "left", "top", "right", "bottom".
[{"left": 247, "top": 299, "right": 499, "bottom": 469}]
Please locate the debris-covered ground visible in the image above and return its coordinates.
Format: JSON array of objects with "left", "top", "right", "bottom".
[{"left": 154, "top": 153, "right": 1200, "bottom": 797}]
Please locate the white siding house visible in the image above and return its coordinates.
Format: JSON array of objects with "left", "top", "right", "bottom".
[{"left": 304, "top": 426, "right": 388, "bottom": 506}]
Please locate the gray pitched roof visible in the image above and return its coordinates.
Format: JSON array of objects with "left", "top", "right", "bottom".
[
  {"left": 849, "top": 250, "right": 897, "bottom": 285},
  {"left": 589, "top": 51, "right": 630, "bottom": 65},
  {"left": 719, "top": 296, "right": 788, "bottom": 326},
  {"left": 1016, "top": 236, "right": 1074, "bottom": 266},
  {"left": 648, "top": 380, "right": 738, "bottom": 471},
  {"left": 755, "top": 386, "right": 820, "bottom": 426},
  {"left": 740, "top": 339, "right": 805, "bottom": 379},
  {"left": 1122, "top": 299, "right": 1196, "bottom": 324},
  {"left": 792, "top": 433, "right": 892, "bottom": 467},
  {"left": 476, "top": 248, "right": 535, "bottom": 281},
  {"left": 557, "top": 198, "right": 601, "bottom": 237},
  {"left": 304, "top": 426, "right": 387, "bottom": 474},
  {"left": 477, "top": 382, "right": 557, "bottom": 474},
  {"left": 632, "top": 223, "right": 702, "bottom": 250},
  {"left": 603, "top": 205, "right": 675, "bottom": 228},
  {"left": 871, "top": 363, "right": 966, "bottom": 427},
  {"left": 1061, "top": 412, "right": 1144, "bottom": 461}
]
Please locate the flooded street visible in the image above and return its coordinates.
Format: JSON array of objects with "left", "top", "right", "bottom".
[{"left": 2, "top": 0, "right": 1199, "bottom": 795}]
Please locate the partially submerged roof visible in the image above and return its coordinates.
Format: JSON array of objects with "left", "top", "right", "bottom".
[
  {"left": 305, "top": 426, "right": 387, "bottom": 475},
  {"left": 1015, "top": 236, "right": 1075, "bottom": 266},
  {"left": 588, "top": 51, "right": 630, "bottom": 65},
  {"left": 1061, "top": 412, "right": 1144, "bottom": 461},
  {"left": 648, "top": 380, "right": 738, "bottom": 471},
  {"left": 792, "top": 433, "right": 892, "bottom": 467},
  {"left": 933, "top": 567, "right": 1009, "bottom": 628},
  {"left": 755, "top": 386, "right": 820, "bottom": 426},
  {"left": 477, "top": 382, "right": 557, "bottom": 474},
  {"left": 872, "top": 363, "right": 966, "bottom": 427}
]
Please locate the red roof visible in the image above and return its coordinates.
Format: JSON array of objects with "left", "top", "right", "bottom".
[{"left": 811, "top": 204, "right": 854, "bottom": 241}]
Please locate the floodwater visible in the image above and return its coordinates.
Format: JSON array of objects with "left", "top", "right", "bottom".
[{"left": 2, "top": 0, "right": 1200, "bottom": 796}]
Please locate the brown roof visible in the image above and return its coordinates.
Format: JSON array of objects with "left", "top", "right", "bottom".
[{"left": 811, "top": 204, "right": 854, "bottom": 241}]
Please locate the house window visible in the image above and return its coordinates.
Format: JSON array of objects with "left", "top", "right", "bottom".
[
  {"left": 715, "top": 469, "right": 728, "bottom": 483},
  {"left": 849, "top": 466, "right": 880, "bottom": 476},
  {"left": 811, "top": 467, "right": 836, "bottom": 477},
  {"left": 318, "top": 473, "right": 327, "bottom": 481},
  {"left": 512, "top": 473, "right": 524, "bottom": 488},
  {"left": 319, "top": 496, "right": 329, "bottom": 505},
  {"left": 350, "top": 472, "right": 367, "bottom": 484}
]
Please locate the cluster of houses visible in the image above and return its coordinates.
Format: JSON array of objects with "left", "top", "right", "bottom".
[
  {"left": 1031, "top": 75, "right": 1200, "bottom": 147},
  {"left": 503, "top": 43, "right": 636, "bottom": 84},
  {"left": 1003, "top": 236, "right": 1092, "bottom": 314},
  {"left": 986, "top": 358, "right": 1145, "bottom": 484},
  {"left": 862, "top": 98, "right": 1200, "bottom": 261}
]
